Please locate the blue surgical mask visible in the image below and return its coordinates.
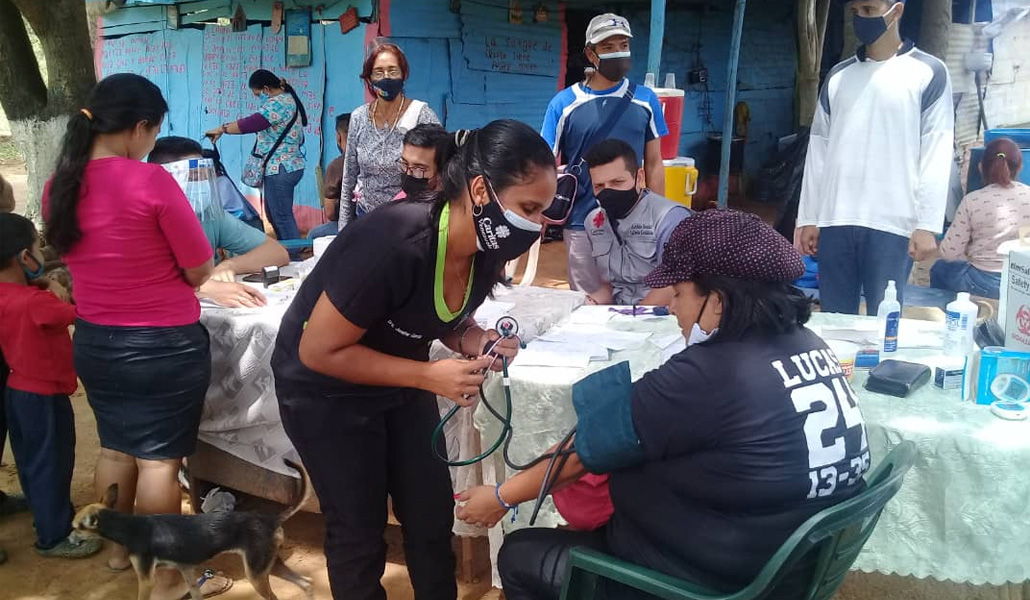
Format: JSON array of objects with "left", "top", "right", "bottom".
[
  {"left": 854, "top": 3, "right": 900, "bottom": 47},
  {"left": 258, "top": 92, "right": 270, "bottom": 102},
  {"left": 20, "top": 250, "right": 45, "bottom": 281}
]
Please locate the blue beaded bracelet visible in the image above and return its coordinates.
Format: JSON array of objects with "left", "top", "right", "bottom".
[{"left": 495, "top": 484, "right": 517, "bottom": 511}]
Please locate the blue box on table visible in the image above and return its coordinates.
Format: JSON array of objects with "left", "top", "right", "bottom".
[{"left": 966, "top": 347, "right": 1030, "bottom": 405}]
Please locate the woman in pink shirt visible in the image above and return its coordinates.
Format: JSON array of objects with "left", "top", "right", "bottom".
[
  {"left": 45, "top": 74, "right": 229, "bottom": 599},
  {"left": 933, "top": 138, "right": 1028, "bottom": 299}
]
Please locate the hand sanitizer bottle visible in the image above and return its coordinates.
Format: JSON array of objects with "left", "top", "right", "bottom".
[
  {"left": 877, "top": 280, "right": 901, "bottom": 354},
  {"left": 944, "top": 292, "right": 979, "bottom": 358}
]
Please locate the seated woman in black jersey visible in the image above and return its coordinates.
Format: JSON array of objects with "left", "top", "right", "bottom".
[
  {"left": 456, "top": 209, "right": 872, "bottom": 599},
  {"left": 270, "top": 120, "right": 557, "bottom": 600}
]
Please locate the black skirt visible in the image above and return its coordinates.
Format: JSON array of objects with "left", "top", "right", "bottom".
[{"left": 73, "top": 319, "right": 210, "bottom": 460}]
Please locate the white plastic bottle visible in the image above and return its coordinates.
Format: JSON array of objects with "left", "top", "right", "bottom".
[
  {"left": 944, "top": 292, "right": 979, "bottom": 357},
  {"left": 877, "top": 281, "right": 901, "bottom": 355}
]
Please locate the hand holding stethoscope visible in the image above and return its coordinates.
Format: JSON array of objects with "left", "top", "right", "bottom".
[
  {"left": 429, "top": 319, "right": 524, "bottom": 407},
  {"left": 425, "top": 357, "right": 493, "bottom": 407}
]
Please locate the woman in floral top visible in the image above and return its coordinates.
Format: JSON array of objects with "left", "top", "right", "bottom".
[
  {"left": 337, "top": 41, "right": 440, "bottom": 230},
  {"left": 933, "top": 137, "right": 1028, "bottom": 299},
  {"left": 207, "top": 69, "right": 308, "bottom": 241}
]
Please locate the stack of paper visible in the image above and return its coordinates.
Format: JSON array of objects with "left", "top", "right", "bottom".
[
  {"left": 568, "top": 305, "right": 615, "bottom": 325},
  {"left": 539, "top": 324, "right": 653, "bottom": 351},
  {"left": 515, "top": 341, "right": 598, "bottom": 368}
]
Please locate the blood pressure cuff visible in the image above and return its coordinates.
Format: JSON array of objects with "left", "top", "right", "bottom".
[{"left": 572, "top": 361, "right": 645, "bottom": 474}]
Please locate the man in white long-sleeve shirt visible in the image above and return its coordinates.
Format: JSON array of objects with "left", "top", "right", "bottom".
[{"left": 795, "top": 0, "right": 954, "bottom": 315}]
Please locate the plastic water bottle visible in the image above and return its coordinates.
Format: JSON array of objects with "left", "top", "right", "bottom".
[
  {"left": 664, "top": 73, "right": 677, "bottom": 88},
  {"left": 944, "top": 292, "right": 979, "bottom": 357},
  {"left": 877, "top": 281, "right": 901, "bottom": 355},
  {"left": 644, "top": 72, "right": 656, "bottom": 88}
]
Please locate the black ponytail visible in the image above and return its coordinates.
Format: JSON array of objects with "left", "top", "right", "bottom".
[
  {"left": 249, "top": 69, "right": 308, "bottom": 127},
  {"left": 437, "top": 120, "right": 555, "bottom": 211},
  {"left": 46, "top": 73, "right": 168, "bottom": 255}
]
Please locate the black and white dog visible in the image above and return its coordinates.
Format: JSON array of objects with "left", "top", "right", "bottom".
[{"left": 73, "top": 459, "right": 313, "bottom": 600}]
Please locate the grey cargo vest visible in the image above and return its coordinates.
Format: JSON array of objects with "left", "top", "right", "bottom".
[{"left": 585, "top": 190, "right": 680, "bottom": 305}]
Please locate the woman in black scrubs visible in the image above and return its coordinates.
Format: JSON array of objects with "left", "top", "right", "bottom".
[{"left": 271, "top": 119, "right": 558, "bottom": 600}]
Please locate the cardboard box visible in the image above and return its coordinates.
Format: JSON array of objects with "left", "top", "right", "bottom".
[
  {"left": 916, "top": 355, "right": 966, "bottom": 391},
  {"left": 1003, "top": 248, "right": 1030, "bottom": 352}
]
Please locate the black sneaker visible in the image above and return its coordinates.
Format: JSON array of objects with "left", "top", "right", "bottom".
[
  {"left": 35, "top": 535, "right": 103, "bottom": 559},
  {"left": 0, "top": 493, "right": 29, "bottom": 517}
]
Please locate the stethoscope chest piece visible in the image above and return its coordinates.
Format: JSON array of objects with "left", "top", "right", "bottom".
[{"left": 496, "top": 316, "right": 520, "bottom": 339}]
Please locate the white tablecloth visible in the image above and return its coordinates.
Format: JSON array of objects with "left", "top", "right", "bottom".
[
  {"left": 198, "top": 276, "right": 585, "bottom": 535},
  {"left": 472, "top": 310, "right": 1030, "bottom": 586}
]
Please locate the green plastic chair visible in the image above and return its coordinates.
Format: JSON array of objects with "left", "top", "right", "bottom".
[{"left": 560, "top": 441, "right": 917, "bottom": 600}]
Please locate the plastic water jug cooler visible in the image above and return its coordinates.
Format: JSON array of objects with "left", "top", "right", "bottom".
[{"left": 663, "top": 157, "right": 698, "bottom": 209}]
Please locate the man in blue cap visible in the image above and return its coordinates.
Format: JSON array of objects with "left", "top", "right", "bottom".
[
  {"left": 541, "top": 13, "right": 669, "bottom": 295},
  {"left": 795, "top": 0, "right": 954, "bottom": 315}
]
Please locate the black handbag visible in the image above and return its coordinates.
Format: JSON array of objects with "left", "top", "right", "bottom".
[{"left": 864, "top": 360, "right": 931, "bottom": 398}]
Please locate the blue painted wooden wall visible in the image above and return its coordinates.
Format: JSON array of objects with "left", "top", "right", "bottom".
[
  {"left": 97, "top": 0, "right": 798, "bottom": 202},
  {"left": 620, "top": 1, "right": 798, "bottom": 174},
  {"left": 390, "top": 0, "right": 564, "bottom": 131}
]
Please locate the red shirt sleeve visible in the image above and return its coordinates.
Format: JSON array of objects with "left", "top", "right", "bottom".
[
  {"left": 42, "top": 179, "right": 52, "bottom": 219},
  {"left": 149, "top": 168, "right": 214, "bottom": 269},
  {"left": 28, "top": 289, "right": 77, "bottom": 329}
]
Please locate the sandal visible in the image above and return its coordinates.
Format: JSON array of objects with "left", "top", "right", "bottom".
[{"left": 179, "top": 573, "right": 233, "bottom": 600}]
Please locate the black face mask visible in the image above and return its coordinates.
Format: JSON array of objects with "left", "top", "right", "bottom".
[
  {"left": 596, "top": 187, "right": 640, "bottom": 221},
  {"left": 594, "top": 51, "right": 632, "bottom": 82},
  {"left": 401, "top": 173, "right": 432, "bottom": 196},
  {"left": 473, "top": 179, "right": 543, "bottom": 262},
  {"left": 372, "top": 77, "right": 404, "bottom": 101}
]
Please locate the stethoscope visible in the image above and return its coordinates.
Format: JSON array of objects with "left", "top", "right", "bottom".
[
  {"left": 431, "top": 316, "right": 575, "bottom": 472},
  {"left": 431, "top": 315, "right": 578, "bottom": 526}
]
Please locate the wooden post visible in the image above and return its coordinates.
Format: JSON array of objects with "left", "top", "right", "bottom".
[
  {"left": 647, "top": 0, "right": 667, "bottom": 79},
  {"left": 919, "top": 0, "right": 953, "bottom": 61},
  {"left": 796, "top": 0, "right": 832, "bottom": 127},
  {"left": 717, "top": 0, "right": 748, "bottom": 208}
]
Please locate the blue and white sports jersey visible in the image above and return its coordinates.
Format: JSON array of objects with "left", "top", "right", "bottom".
[{"left": 542, "top": 80, "right": 669, "bottom": 230}]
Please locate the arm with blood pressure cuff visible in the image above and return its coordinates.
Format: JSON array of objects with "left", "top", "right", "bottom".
[{"left": 455, "top": 361, "right": 645, "bottom": 528}]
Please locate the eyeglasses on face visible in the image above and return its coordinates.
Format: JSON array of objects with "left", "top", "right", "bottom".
[
  {"left": 371, "top": 68, "right": 403, "bottom": 80},
  {"left": 398, "top": 158, "right": 428, "bottom": 179}
]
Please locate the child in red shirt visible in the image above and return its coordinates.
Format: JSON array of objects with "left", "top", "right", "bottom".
[{"left": 0, "top": 213, "right": 101, "bottom": 559}]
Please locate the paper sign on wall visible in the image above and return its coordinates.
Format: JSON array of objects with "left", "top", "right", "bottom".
[{"left": 285, "top": 9, "right": 312, "bottom": 68}]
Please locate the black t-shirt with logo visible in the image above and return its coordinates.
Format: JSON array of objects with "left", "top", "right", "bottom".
[
  {"left": 607, "top": 326, "right": 870, "bottom": 592},
  {"left": 271, "top": 200, "right": 494, "bottom": 399}
]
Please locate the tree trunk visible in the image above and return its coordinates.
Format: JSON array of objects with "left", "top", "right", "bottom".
[
  {"left": 0, "top": 0, "right": 95, "bottom": 224},
  {"left": 919, "top": 0, "right": 953, "bottom": 61},
  {"left": 796, "top": 0, "right": 831, "bottom": 127}
]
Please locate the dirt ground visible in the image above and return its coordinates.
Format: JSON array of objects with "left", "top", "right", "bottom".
[
  {"left": 0, "top": 387, "right": 497, "bottom": 600},
  {"left": 0, "top": 158, "right": 1016, "bottom": 600}
]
